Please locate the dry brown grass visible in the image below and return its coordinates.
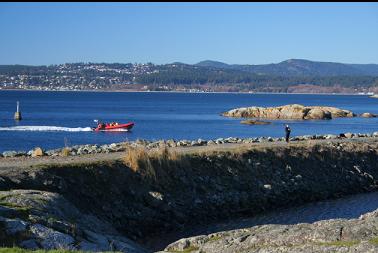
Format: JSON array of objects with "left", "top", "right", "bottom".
[
  {"left": 61, "top": 147, "right": 71, "bottom": 157},
  {"left": 150, "top": 145, "right": 181, "bottom": 163},
  {"left": 123, "top": 146, "right": 152, "bottom": 171},
  {"left": 123, "top": 145, "right": 182, "bottom": 180}
]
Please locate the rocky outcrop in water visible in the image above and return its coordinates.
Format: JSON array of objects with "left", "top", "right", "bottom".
[
  {"left": 162, "top": 209, "right": 378, "bottom": 253},
  {"left": 240, "top": 120, "right": 271, "bottom": 125},
  {"left": 361, "top": 112, "right": 376, "bottom": 118},
  {"left": 222, "top": 104, "right": 356, "bottom": 119}
]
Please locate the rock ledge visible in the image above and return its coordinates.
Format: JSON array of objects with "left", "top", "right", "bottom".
[{"left": 223, "top": 104, "right": 356, "bottom": 120}]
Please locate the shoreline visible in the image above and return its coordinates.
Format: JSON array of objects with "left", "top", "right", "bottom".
[
  {"left": 1, "top": 132, "right": 377, "bottom": 163},
  {"left": 0, "top": 88, "right": 373, "bottom": 96}
]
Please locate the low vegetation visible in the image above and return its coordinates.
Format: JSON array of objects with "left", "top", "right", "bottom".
[
  {"left": 60, "top": 147, "right": 71, "bottom": 157},
  {"left": 123, "top": 145, "right": 182, "bottom": 180},
  {"left": 315, "top": 240, "right": 360, "bottom": 247},
  {"left": 207, "top": 235, "right": 222, "bottom": 242},
  {"left": 368, "top": 237, "right": 378, "bottom": 245},
  {"left": 167, "top": 246, "right": 200, "bottom": 253}
]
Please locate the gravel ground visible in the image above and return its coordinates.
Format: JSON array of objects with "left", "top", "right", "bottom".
[{"left": 1, "top": 136, "right": 377, "bottom": 170}]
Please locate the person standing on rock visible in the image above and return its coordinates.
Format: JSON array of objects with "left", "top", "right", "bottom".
[{"left": 285, "top": 124, "right": 291, "bottom": 143}]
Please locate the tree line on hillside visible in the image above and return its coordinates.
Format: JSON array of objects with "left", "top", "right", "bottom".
[
  {"left": 135, "top": 66, "right": 378, "bottom": 89},
  {"left": 1, "top": 63, "right": 378, "bottom": 91}
]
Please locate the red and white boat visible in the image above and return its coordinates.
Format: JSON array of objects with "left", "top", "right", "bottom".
[{"left": 93, "top": 120, "right": 134, "bottom": 131}]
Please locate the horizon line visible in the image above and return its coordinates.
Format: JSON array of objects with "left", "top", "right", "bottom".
[{"left": 1, "top": 58, "right": 378, "bottom": 66}]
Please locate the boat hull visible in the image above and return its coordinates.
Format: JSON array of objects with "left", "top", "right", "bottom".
[{"left": 94, "top": 122, "right": 134, "bottom": 131}]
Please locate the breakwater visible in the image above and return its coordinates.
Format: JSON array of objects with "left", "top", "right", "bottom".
[
  {"left": 2, "top": 131, "right": 378, "bottom": 158},
  {"left": 0, "top": 137, "right": 378, "bottom": 252}
]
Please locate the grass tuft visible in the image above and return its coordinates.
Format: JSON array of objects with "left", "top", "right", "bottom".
[
  {"left": 123, "top": 146, "right": 156, "bottom": 179},
  {"left": 0, "top": 202, "right": 31, "bottom": 219},
  {"left": 60, "top": 148, "right": 70, "bottom": 157},
  {"left": 315, "top": 240, "right": 359, "bottom": 247},
  {"left": 168, "top": 246, "right": 199, "bottom": 253},
  {"left": 368, "top": 237, "right": 378, "bottom": 245},
  {"left": 207, "top": 235, "right": 222, "bottom": 242},
  {"left": 123, "top": 145, "right": 184, "bottom": 181}
]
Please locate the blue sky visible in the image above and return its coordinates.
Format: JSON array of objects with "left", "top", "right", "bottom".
[{"left": 1, "top": 2, "right": 378, "bottom": 65}]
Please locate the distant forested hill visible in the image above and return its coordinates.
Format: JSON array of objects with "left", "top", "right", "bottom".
[
  {"left": 195, "top": 59, "right": 378, "bottom": 76},
  {"left": 1, "top": 59, "right": 378, "bottom": 92},
  {"left": 135, "top": 63, "right": 378, "bottom": 91}
]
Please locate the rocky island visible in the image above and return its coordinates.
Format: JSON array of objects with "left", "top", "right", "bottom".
[
  {"left": 222, "top": 104, "right": 355, "bottom": 120},
  {"left": 361, "top": 112, "right": 377, "bottom": 118},
  {"left": 1, "top": 134, "right": 378, "bottom": 252},
  {"left": 240, "top": 120, "right": 271, "bottom": 125}
]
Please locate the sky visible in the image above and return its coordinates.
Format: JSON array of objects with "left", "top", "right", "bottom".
[{"left": 0, "top": 2, "right": 378, "bottom": 65}]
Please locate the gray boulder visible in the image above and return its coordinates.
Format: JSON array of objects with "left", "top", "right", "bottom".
[
  {"left": 83, "top": 229, "right": 110, "bottom": 251},
  {"left": 344, "top": 132, "right": 354, "bottom": 138},
  {"left": 2, "top": 151, "right": 18, "bottom": 158},
  {"left": 19, "top": 239, "right": 39, "bottom": 250},
  {"left": 0, "top": 217, "right": 28, "bottom": 234},
  {"left": 325, "top": 134, "right": 338, "bottom": 139},
  {"left": 30, "top": 223, "right": 75, "bottom": 250},
  {"left": 31, "top": 147, "right": 44, "bottom": 157}
]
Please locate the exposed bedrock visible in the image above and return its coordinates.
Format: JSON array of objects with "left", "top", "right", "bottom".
[
  {"left": 361, "top": 112, "right": 377, "bottom": 118},
  {"left": 222, "top": 104, "right": 356, "bottom": 119},
  {"left": 162, "top": 209, "right": 378, "bottom": 253}
]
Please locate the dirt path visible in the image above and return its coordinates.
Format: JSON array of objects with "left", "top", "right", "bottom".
[{"left": 1, "top": 137, "right": 377, "bottom": 170}]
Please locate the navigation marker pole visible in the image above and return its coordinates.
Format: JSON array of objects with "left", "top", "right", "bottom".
[{"left": 14, "top": 101, "right": 22, "bottom": 120}]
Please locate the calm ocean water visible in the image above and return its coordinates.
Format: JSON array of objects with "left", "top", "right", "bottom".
[{"left": 0, "top": 90, "right": 377, "bottom": 152}]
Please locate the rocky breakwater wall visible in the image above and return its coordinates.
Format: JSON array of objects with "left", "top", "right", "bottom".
[
  {"left": 1, "top": 139, "right": 378, "bottom": 251},
  {"left": 3, "top": 131, "right": 378, "bottom": 158},
  {"left": 222, "top": 104, "right": 356, "bottom": 120}
]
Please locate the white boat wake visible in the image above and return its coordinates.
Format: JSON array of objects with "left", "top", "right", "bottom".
[
  {"left": 96, "top": 128, "right": 130, "bottom": 132},
  {"left": 0, "top": 126, "right": 93, "bottom": 132}
]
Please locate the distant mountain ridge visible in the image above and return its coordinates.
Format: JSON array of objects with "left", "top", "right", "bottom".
[
  {"left": 195, "top": 59, "right": 378, "bottom": 76},
  {"left": 1, "top": 59, "right": 378, "bottom": 93}
]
